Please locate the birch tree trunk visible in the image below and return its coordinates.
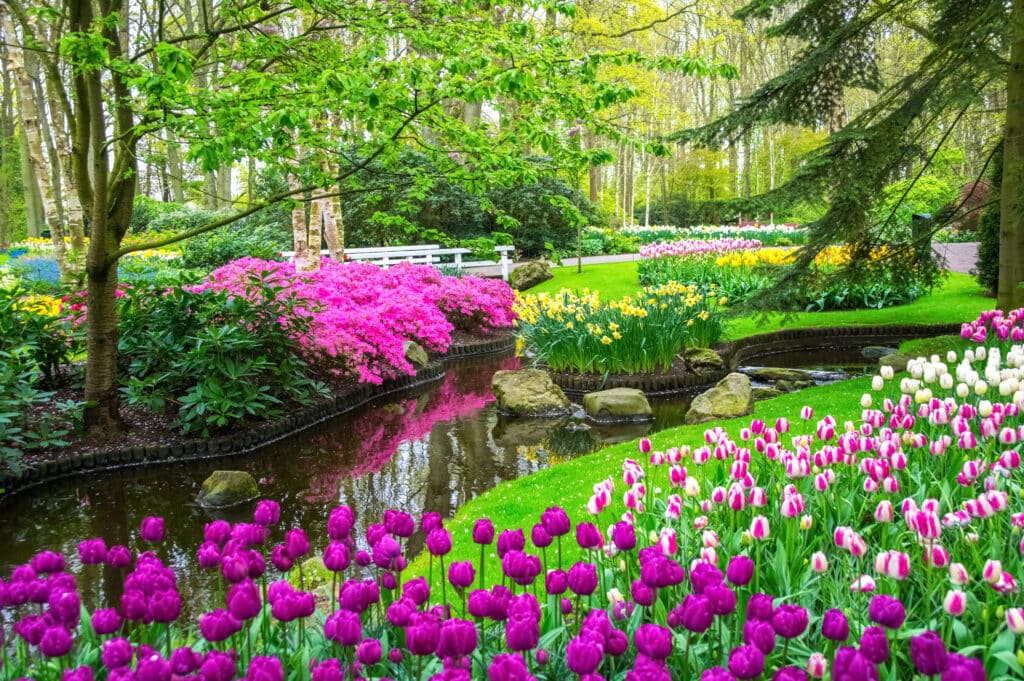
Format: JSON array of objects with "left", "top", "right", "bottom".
[
  {"left": 289, "top": 168, "right": 309, "bottom": 271},
  {"left": 999, "top": 0, "right": 1024, "bottom": 310},
  {"left": 4, "top": 11, "right": 70, "bottom": 276},
  {"left": 321, "top": 161, "right": 343, "bottom": 261}
]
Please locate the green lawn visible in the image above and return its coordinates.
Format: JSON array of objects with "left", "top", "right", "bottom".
[
  {"left": 521, "top": 261, "right": 991, "bottom": 339},
  {"left": 410, "top": 373, "right": 876, "bottom": 585}
]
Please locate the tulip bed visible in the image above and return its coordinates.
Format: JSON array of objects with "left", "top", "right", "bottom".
[{"left": 4, "top": 311, "right": 1024, "bottom": 681}]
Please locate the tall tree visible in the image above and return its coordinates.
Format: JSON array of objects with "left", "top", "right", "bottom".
[{"left": 675, "top": 0, "right": 1022, "bottom": 308}]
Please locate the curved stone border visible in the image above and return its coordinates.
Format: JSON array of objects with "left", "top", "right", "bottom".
[
  {"left": 548, "top": 323, "right": 961, "bottom": 396},
  {"left": 0, "top": 334, "right": 516, "bottom": 501}
]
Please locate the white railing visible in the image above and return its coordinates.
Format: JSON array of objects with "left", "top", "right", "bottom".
[{"left": 280, "top": 244, "right": 515, "bottom": 281}]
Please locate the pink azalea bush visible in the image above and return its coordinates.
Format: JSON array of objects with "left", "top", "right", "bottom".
[
  {"left": 198, "top": 259, "right": 516, "bottom": 384},
  {"left": 638, "top": 237, "right": 763, "bottom": 260}
]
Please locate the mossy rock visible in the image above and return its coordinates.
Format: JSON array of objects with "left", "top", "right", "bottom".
[
  {"left": 403, "top": 340, "right": 430, "bottom": 369},
  {"left": 752, "top": 387, "right": 783, "bottom": 401},
  {"left": 879, "top": 353, "right": 912, "bottom": 373},
  {"left": 747, "top": 367, "right": 816, "bottom": 382},
  {"left": 684, "top": 347, "right": 725, "bottom": 371},
  {"left": 197, "top": 470, "right": 259, "bottom": 508},
  {"left": 510, "top": 261, "right": 554, "bottom": 291},
  {"left": 491, "top": 369, "right": 570, "bottom": 417},
  {"left": 684, "top": 373, "right": 754, "bottom": 425},
  {"left": 583, "top": 388, "right": 653, "bottom": 421}
]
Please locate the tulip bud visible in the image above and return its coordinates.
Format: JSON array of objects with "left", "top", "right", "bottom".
[
  {"left": 1008, "top": 608, "right": 1024, "bottom": 634},
  {"left": 943, "top": 589, "right": 966, "bottom": 617}
]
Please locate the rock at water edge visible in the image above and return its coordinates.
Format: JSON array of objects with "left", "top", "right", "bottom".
[{"left": 684, "top": 372, "right": 754, "bottom": 425}]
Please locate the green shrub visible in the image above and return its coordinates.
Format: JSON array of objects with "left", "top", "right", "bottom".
[
  {"left": 129, "top": 197, "right": 185, "bottom": 233},
  {"left": 180, "top": 223, "right": 290, "bottom": 270},
  {"left": 117, "top": 276, "right": 329, "bottom": 436}
]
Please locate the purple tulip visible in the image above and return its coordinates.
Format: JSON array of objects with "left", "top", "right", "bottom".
[
  {"left": 170, "top": 647, "right": 203, "bottom": 675},
  {"left": 832, "top": 646, "right": 879, "bottom": 681},
  {"left": 91, "top": 608, "right": 123, "bottom": 635},
  {"left": 746, "top": 593, "right": 775, "bottom": 621},
  {"left": 366, "top": 523, "right": 387, "bottom": 546},
  {"left": 772, "top": 667, "right": 808, "bottom": 681},
  {"left": 488, "top": 653, "right": 531, "bottom": 681},
  {"left": 467, "top": 589, "right": 492, "bottom": 619},
  {"left": 355, "top": 638, "right": 382, "bottom": 665},
  {"left": 859, "top": 626, "right": 890, "bottom": 664},
  {"left": 245, "top": 655, "right": 283, "bottom": 681},
  {"left": 743, "top": 619, "right": 776, "bottom": 655},
  {"left": 406, "top": 613, "right": 441, "bottom": 656},
  {"left": 102, "top": 638, "right": 134, "bottom": 669},
  {"left": 540, "top": 507, "right": 571, "bottom": 537},
  {"left": 706, "top": 584, "right": 738, "bottom": 616},
  {"left": 31, "top": 550, "right": 65, "bottom": 574},
  {"left": 384, "top": 510, "right": 416, "bottom": 538},
  {"left": 220, "top": 553, "right": 249, "bottom": 584},
  {"left": 270, "top": 545, "right": 293, "bottom": 572},
  {"left": 607, "top": 628, "right": 629, "bottom": 657},
  {"left": 566, "top": 632, "right": 604, "bottom": 675},
  {"left": 233, "top": 523, "right": 267, "bottom": 548},
  {"left": 910, "top": 631, "right": 947, "bottom": 676},
  {"left": 312, "top": 659, "right": 344, "bottom": 681},
  {"left": 536, "top": 649, "right": 550, "bottom": 665},
  {"left": 139, "top": 517, "right": 165, "bottom": 543},
  {"left": 421, "top": 512, "right": 443, "bottom": 533},
  {"left": 386, "top": 596, "right": 417, "bottom": 627},
  {"left": 14, "top": 613, "right": 47, "bottom": 645},
  {"left": 575, "top": 522, "right": 603, "bottom": 550},
  {"left": 531, "top": 524, "right": 552, "bottom": 548},
  {"left": 679, "top": 594, "right": 713, "bottom": 633},
  {"left": 49, "top": 587, "right": 82, "bottom": 627},
  {"left": 106, "top": 545, "right": 132, "bottom": 569},
  {"left": 204, "top": 520, "right": 232, "bottom": 545},
  {"left": 199, "top": 609, "right": 241, "bottom": 643},
  {"left": 822, "top": 608, "right": 850, "bottom": 641},
  {"left": 321, "top": 507, "right": 351, "bottom": 541},
  {"left": 253, "top": 500, "right": 281, "bottom": 526},
  {"left": 337, "top": 580, "right": 368, "bottom": 613},
  {"left": 473, "top": 518, "right": 495, "bottom": 545},
  {"left": 437, "top": 618, "right": 478, "bottom": 658},
  {"left": 148, "top": 589, "right": 182, "bottom": 624},
  {"left": 63, "top": 666, "right": 94, "bottom": 681},
  {"left": 79, "top": 538, "right": 107, "bottom": 565},
  {"left": 371, "top": 535, "right": 403, "bottom": 570},
  {"left": 136, "top": 652, "right": 171, "bottom": 681},
  {"left": 490, "top": 585, "right": 513, "bottom": 621},
  {"left": 611, "top": 522, "right": 636, "bottom": 551},
  {"left": 940, "top": 653, "right": 985, "bottom": 681},
  {"left": 324, "top": 610, "right": 362, "bottom": 646},
  {"left": 227, "top": 579, "right": 262, "bottom": 620},
  {"left": 448, "top": 561, "right": 476, "bottom": 589},
  {"left": 728, "top": 645, "right": 765, "bottom": 680},
  {"left": 403, "top": 576, "right": 430, "bottom": 605},
  {"left": 496, "top": 528, "right": 525, "bottom": 558},
  {"left": 323, "top": 542, "right": 350, "bottom": 572},
  {"left": 39, "top": 626, "right": 73, "bottom": 657},
  {"left": 631, "top": 579, "right": 655, "bottom": 606},
  {"left": 284, "top": 528, "right": 310, "bottom": 558},
  {"left": 691, "top": 562, "right": 725, "bottom": 594},
  {"left": 772, "top": 604, "right": 808, "bottom": 639},
  {"left": 868, "top": 594, "right": 905, "bottom": 629},
  {"left": 726, "top": 555, "right": 754, "bottom": 586},
  {"left": 501, "top": 551, "right": 542, "bottom": 586},
  {"left": 635, "top": 624, "right": 673, "bottom": 660},
  {"left": 200, "top": 650, "right": 237, "bottom": 681},
  {"left": 197, "top": 541, "right": 221, "bottom": 569},
  {"left": 505, "top": 615, "right": 540, "bottom": 652},
  {"left": 546, "top": 569, "right": 568, "bottom": 595},
  {"left": 568, "top": 562, "right": 598, "bottom": 596},
  {"left": 427, "top": 528, "right": 452, "bottom": 556}
]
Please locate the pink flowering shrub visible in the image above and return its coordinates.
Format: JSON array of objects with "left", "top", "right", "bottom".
[{"left": 198, "top": 259, "right": 516, "bottom": 384}]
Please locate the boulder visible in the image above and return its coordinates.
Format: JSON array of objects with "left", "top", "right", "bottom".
[
  {"left": 861, "top": 345, "right": 898, "bottom": 359},
  {"left": 510, "top": 261, "right": 553, "bottom": 291},
  {"left": 491, "top": 369, "right": 570, "bottom": 416},
  {"left": 684, "top": 347, "right": 725, "bottom": 372},
  {"left": 403, "top": 340, "right": 430, "bottom": 369},
  {"left": 752, "top": 387, "right": 783, "bottom": 401},
  {"left": 776, "top": 379, "right": 815, "bottom": 393},
  {"left": 747, "top": 367, "right": 816, "bottom": 383},
  {"left": 197, "top": 471, "right": 259, "bottom": 508},
  {"left": 582, "top": 388, "right": 653, "bottom": 422},
  {"left": 684, "top": 372, "right": 754, "bottom": 425},
  {"left": 879, "top": 353, "right": 912, "bottom": 373}
]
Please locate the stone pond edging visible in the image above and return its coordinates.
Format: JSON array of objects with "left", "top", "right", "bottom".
[
  {"left": 0, "top": 334, "right": 516, "bottom": 501},
  {"left": 548, "top": 323, "right": 961, "bottom": 396}
]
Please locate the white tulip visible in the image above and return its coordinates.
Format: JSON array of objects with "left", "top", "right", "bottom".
[
  {"left": 947, "top": 350, "right": 958, "bottom": 363},
  {"left": 975, "top": 380, "right": 988, "bottom": 395},
  {"left": 880, "top": 365, "right": 894, "bottom": 380},
  {"left": 957, "top": 383, "right": 970, "bottom": 398},
  {"left": 861, "top": 393, "right": 873, "bottom": 408}
]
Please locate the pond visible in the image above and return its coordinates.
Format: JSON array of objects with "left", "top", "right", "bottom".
[{"left": 0, "top": 348, "right": 871, "bottom": 613}]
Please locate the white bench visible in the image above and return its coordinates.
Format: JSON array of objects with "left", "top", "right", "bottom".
[{"left": 280, "top": 244, "right": 515, "bottom": 281}]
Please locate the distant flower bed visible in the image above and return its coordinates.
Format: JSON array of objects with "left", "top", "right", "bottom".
[
  {"left": 640, "top": 243, "right": 934, "bottom": 312},
  {"left": 515, "top": 282, "right": 725, "bottom": 373},
  {"left": 626, "top": 225, "right": 807, "bottom": 247}
]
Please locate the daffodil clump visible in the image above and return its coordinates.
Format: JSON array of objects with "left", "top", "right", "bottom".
[{"left": 515, "top": 283, "right": 725, "bottom": 374}]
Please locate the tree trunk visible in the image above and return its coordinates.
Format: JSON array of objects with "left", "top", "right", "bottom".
[
  {"left": 585, "top": 128, "right": 600, "bottom": 204},
  {"left": 289, "top": 169, "right": 309, "bottom": 271},
  {"left": 306, "top": 188, "right": 323, "bottom": 273},
  {"left": 999, "top": 0, "right": 1024, "bottom": 310},
  {"left": 18, "top": 127, "right": 42, "bottom": 237},
  {"left": 167, "top": 137, "right": 185, "bottom": 203},
  {"left": 217, "top": 165, "right": 232, "bottom": 208},
  {"left": 321, "top": 161, "right": 343, "bottom": 261},
  {"left": 0, "top": 41, "right": 14, "bottom": 243},
  {"left": 5, "top": 12, "right": 70, "bottom": 276}
]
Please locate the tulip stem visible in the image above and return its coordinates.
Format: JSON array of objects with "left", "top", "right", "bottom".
[
  {"left": 479, "top": 545, "right": 485, "bottom": 589},
  {"left": 440, "top": 554, "right": 448, "bottom": 618}
]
